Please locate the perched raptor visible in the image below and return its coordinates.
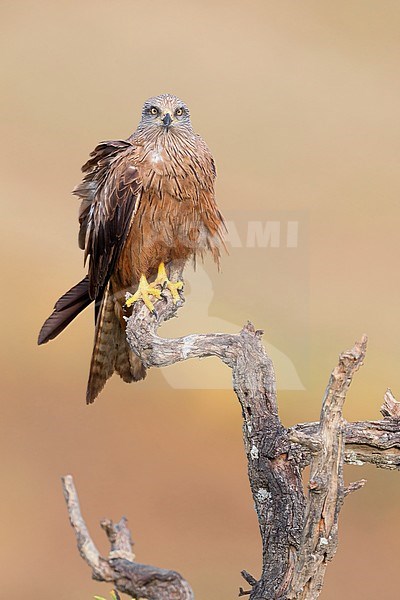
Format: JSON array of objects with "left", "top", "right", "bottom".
[{"left": 38, "top": 94, "right": 225, "bottom": 404}]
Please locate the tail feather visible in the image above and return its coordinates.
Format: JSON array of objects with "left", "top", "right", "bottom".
[
  {"left": 114, "top": 326, "right": 147, "bottom": 383},
  {"left": 39, "top": 276, "right": 146, "bottom": 403},
  {"left": 38, "top": 277, "right": 92, "bottom": 345},
  {"left": 85, "top": 283, "right": 147, "bottom": 403},
  {"left": 128, "top": 350, "right": 147, "bottom": 382},
  {"left": 86, "top": 284, "right": 118, "bottom": 404}
]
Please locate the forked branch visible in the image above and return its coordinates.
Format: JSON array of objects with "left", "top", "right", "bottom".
[
  {"left": 63, "top": 277, "right": 400, "bottom": 599},
  {"left": 62, "top": 475, "right": 194, "bottom": 600}
]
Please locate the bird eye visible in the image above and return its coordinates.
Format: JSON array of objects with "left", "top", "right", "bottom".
[
  {"left": 175, "top": 107, "right": 184, "bottom": 117},
  {"left": 150, "top": 107, "right": 159, "bottom": 115}
]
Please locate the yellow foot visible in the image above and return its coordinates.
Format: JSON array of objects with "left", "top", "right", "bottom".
[
  {"left": 154, "top": 262, "right": 184, "bottom": 304},
  {"left": 125, "top": 274, "right": 162, "bottom": 313}
]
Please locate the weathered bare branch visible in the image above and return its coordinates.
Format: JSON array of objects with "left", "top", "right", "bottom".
[
  {"left": 381, "top": 388, "right": 400, "bottom": 420},
  {"left": 123, "top": 287, "right": 400, "bottom": 599},
  {"left": 288, "top": 429, "right": 322, "bottom": 454},
  {"left": 100, "top": 517, "right": 135, "bottom": 562},
  {"left": 126, "top": 282, "right": 306, "bottom": 600},
  {"left": 291, "top": 415, "right": 400, "bottom": 470},
  {"left": 289, "top": 337, "right": 367, "bottom": 598},
  {"left": 61, "top": 475, "right": 194, "bottom": 600},
  {"left": 62, "top": 475, "right": 114, "bottom": 582},
  {"left": 63, "top": 274, "right": 400, "bottom": 599},
  {"left": 343, "top": 479, "right": 367, "bottom": 497}
]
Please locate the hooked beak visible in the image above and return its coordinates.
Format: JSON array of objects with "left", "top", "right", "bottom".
[{"left": 162, "top": 113, "right": 172, "bottom": 128}]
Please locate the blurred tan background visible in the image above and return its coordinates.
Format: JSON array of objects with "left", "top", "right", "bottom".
[{"left": 1, "top": 1, "right": 400, "bottom": 598}]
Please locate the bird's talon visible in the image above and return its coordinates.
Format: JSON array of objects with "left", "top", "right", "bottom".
[
  {"left": 154, "top": 263, "right": 184, "bottom": 303},
  {"left": 124, "top": 274, "right": 162, "bottom": 313},
  {"left": 124, "top": 265, "right": 183, "bottom": 313}
]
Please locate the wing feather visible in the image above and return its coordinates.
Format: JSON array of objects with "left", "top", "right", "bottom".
[{"left": 73, "top": 140, "right": 142, "bottom": 300}]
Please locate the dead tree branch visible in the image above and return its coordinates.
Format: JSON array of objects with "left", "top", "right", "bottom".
[
  {"left": 290, "top": 416, "right": 400, "bottom": 471},
  {"left": 61, "top": 475, "right": 194, "bottom": 600},
  {"left": 63, "top": 273, "right": 400, "bottom": 599},
  {"left": 126, "top": 278, "right": 305, "bottom": 599},
  {"left": 288, "top": 337, "right": 367, "bottom": 598}
]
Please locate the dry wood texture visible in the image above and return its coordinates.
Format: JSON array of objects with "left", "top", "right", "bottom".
[
  {"left": 62, "top": 475, "right": 194, "bottom": 600},
  {"left": 63, "top": 275, "right": 400, "bottom": 599}
]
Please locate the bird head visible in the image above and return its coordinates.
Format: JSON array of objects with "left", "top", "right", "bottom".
[{"left": 139, "top": 94, "right": 192, "bottom": 133}]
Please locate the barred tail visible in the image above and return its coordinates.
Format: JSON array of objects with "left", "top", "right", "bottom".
[{"left": 86, "top": 284, "right": 146, "bottom": 404}]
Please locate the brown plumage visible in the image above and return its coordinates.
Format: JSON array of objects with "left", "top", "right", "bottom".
[{"left": 38, "top": 94, "right": 225, "bottom": 403}]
